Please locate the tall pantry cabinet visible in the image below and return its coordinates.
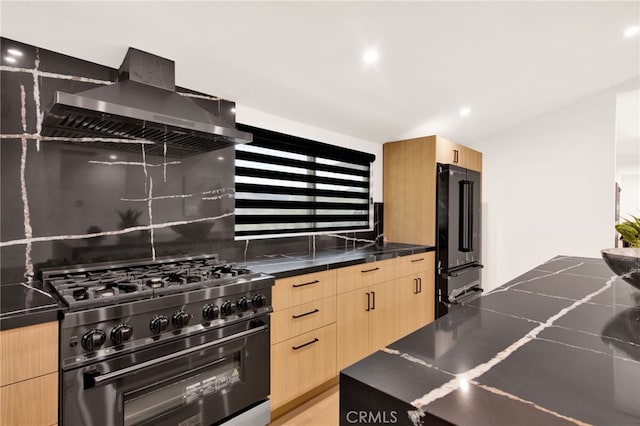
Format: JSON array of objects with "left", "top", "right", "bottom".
[{"left": 383, "top": 135, "right": 482, "bottom": 245}]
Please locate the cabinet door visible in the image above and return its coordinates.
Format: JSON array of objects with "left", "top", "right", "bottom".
[
  {"left": 412, "top": 270, "right": 435, "bottom": 330},
  {"left": 270, "top": 324, "right": 337, "bottom": 410},
  {"left": 368, "top": 280, "right": 404, "bottom": 352},
  {"left": 0, "top": 322, "right": 58, "bottom": 387},
  {"left": 404, "top": 139, "right": 436, "bottom": 245},
  {"left": 273, "top": 270, "right": 336, "bottom": 311},
  {"left": 0, "top": 372, "right": 57, "bottom": 426},
  {"left": 337, "top": 289, "right": 370, "bottom": 371},
  {"left": 384, "top": 138, "right": 436, "bottom": 246},
  {"left": 270, "top": 296, "right": 336, "bottom": 345},
  {"left": 459, "top": 146, "right": 483, "bottom": 172}
]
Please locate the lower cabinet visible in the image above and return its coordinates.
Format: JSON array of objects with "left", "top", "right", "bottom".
[
  {"left": 270, "top": 254, "right": 435, "bottom": 417},
  {"left": 0, "top": 373, "right": 57, "bottom": 426},
  {"left": 0, "top": 321, "right": 58, "bottom": 426},
  {"left": 337, "top": 280, "right": 404, "bottom": 371},
  {"left": 270, "top": 323, "right": 337, "bottom": 409}
]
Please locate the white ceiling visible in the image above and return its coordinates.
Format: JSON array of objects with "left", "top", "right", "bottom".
[{"left": 1, "top": 1, "right": 639, "bottom": 145}]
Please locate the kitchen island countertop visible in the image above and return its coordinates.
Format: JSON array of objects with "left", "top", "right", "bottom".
[{"left": 340, "top": 255, "right": 640, "bottom": 425}]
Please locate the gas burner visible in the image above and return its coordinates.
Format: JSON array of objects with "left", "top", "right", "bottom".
[{"left": 43, "top": 254, "right": 263, "bottom": 310}]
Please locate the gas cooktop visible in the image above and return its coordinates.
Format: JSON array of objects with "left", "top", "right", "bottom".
[{"left": 43, "top": 254, "right": 259, "bottom": 310}]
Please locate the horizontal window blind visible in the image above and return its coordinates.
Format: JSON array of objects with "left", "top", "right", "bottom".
[{"left": 235, "top": 124, "right": 375, "bottom": 239}]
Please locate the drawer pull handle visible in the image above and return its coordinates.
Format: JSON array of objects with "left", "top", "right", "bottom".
[
  {"left": 292, "top": 279, "right": 320, "bottom": 288},
  {"left": 292, "top": 338, "right": 319, "bottom": 350},
  {"left": 361, "top": 267, "right": 380, "bottom": 273},
  {"left": 410, "top": 258, "right": 425, "bottom": 263},
  {"left": 292, "top": 308, "right": 320, "bottom": 319}
]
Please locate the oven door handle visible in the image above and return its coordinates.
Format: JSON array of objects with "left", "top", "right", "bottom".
[{"left": 84, "top": 323, "right": 268, "bottom": 389}]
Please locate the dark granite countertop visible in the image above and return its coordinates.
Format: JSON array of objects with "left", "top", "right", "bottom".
[
  {"left": 0, "top": 242, "right": 433, "bottom": 330},
  {"left": 0, "top": 281, "right": 61, "bottom": 330},
  {"left": 244, "top": 242, "right": 434, "bottom": 279},
  {"left": 340, "top": 255, "right": 640, "bottom": 425}
]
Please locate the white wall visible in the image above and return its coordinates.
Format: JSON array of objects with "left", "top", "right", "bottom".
[
  {"left": 473, "top": 78, "right": 639, "bottom": 293},
  {"left": 236, "top": 106, "right": 383, "bottom": 202}
]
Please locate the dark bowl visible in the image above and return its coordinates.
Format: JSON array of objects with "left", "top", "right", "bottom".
[{"left": 601, "top": 248, "right": 640, "bottom": 290}]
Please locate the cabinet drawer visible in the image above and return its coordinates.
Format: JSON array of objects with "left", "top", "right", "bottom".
[
  {"left": 273, "top": 270, "right": 336, "bottom": 311},
  {"left": 270, "top": 323, "right": 337, "bottom": 409},
  {"left": 0, "top": 321, "right": 58, "bottom": 387},
  {"left": 0, "top": 372, "right": 57, "bottom": 426},
  {"left": 336, "top": 258, "right": 395, "bottom": 294},
  {"left": 395, "top": 252, "right": 434, "bottom": 277},
  {"left": 271, "top": 296, "right": 336, "bottom": 345}
]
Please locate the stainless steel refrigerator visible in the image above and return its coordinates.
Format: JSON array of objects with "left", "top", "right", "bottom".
[{"left": 436, "top": 163, "right": 483, "bottom": 318}]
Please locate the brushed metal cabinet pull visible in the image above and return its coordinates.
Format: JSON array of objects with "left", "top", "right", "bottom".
[
  {"left": 418, "top": 277, "right": 422, "bottom": 293},
  {"left": 292, "top": 338, "right": 319, "bottom": 350},
  {"left": 292, "top": 279, "right": 320, "bottom": 288},
  {"left": 361, "top": 267, "right": 380, "bottom": 273},
  {"left": 410, "top": 258, "right": 425, "bottom": 263},
  {"left": 414, "top": 278, "right": 419, "bottom": 294},
  {"left": 371, "top": 291, "right": 376, "bottom": 310},
  {"left": 366, "top": 292, "right": 371, "bottom": 312},
  {"left": 292, "top": 308, "right": 320, "bottom": 319}
]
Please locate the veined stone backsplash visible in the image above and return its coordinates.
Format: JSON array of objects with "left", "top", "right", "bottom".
[{"left": 0, "top": 38, "right": 383, "bottom": 284}]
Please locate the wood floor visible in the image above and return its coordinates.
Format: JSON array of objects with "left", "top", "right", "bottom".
[{"left": 269, "top": 385, "right": 339, "bottom": 426}]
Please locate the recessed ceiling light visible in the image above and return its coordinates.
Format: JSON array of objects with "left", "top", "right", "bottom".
[
  {"left": 109, "top": 154, "right": 118, "bottom": 160},
  {"left": 230, "top": 108, "right": 236, "bottom": 113},
  {"left": 363, "top": 48, "right": 379, "bottom": 64},
  {"left": 460, "top": 107, "right": 471, "bottom": 117},
  {"left": 4, "top": 56, "right": 17, "bottom": 64},
  {"left": 217, "top": 156, "right": 225, "bottom": 161},
  {"left": 624, "top": 26, "right": 640, "bottom": 38},
  {"left": 7, "top": 48, "right": 23, "bottom": 57}
]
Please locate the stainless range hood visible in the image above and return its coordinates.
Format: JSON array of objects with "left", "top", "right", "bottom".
[{"left": 41, "top": 48, "right": 252, "bottom": 157}]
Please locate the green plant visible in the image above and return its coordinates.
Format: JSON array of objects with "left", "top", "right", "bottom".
[
  {"left": 615, "top": 215, "right": 640, "bottom": 248},
  {"left": 117, "top": 208, "right": 143, "bottom": 229}
]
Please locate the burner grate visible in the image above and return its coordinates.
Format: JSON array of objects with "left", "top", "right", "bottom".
[{"left": 44, "top": 254, "right": 258, "bottom": 309}]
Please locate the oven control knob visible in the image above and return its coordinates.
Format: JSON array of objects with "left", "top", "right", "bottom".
[
  {"left": 236, "top": 297, "right": 249, "bottom": 312},
  {"left": 150, "top": 315, "right": 169, "bottom": 334},
  {"left": 220, "top": 300, "right": 235, "bottom": 317},
  {"left": 252, "top": 293, "right": 267, "bottom": 309},
  {"left": 111, "top": 323, "right": 133, "bottom": 345},
  {"left": 172, "top": 311, "right": 192, "bottom": 328},
  {"left": 81, "top": 329, "right": 106, "bottom": 352},
  {"left": 202, "top": 304, "right": 219, "bottom": 321}
]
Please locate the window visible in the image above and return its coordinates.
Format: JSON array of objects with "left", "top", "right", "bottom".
[{"left": 234, "top": 124, "right": 375, "bottom": 239}]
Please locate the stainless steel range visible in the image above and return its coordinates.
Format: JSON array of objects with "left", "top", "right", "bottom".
[{"left": 44, "top": 254, "right": 273, "bottom": 426}]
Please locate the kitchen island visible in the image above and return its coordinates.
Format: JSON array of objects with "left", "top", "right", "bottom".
[{"left": 340, "top": 255, "right": 640, "bottom": 425}]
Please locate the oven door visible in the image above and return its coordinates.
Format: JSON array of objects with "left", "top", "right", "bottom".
[{"left": 62, "top": 317, "right": 270, "bottom": 426}]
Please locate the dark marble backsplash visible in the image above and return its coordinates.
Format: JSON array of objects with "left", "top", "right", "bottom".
[{"left": 0, "top": 38, "right": 382, "bottom": 284}]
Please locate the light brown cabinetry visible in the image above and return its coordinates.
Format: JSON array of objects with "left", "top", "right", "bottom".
[
  {"left": 336, "top": 256, "right": 435, "bottom": 371},
  {"left": 269, "top": 270, "right": 337, "bottom": 411},
  {"left": 384, "top": 135, "right": 482, "bottom": 245},
  {"left": 394, "top": 252, "right": 435, "bottom": 337},
  {"left": 0, "top": 321, "right": 58, "bottom": 426},
  {"left": 435, "top": 136, "right": 482, "bottom": 172},
  {"left": 270, "top": 255, "right": 436, "bottom": 417},
  {"left": 336, "top": 279, "right": 403, "bottom": 370},
  {"left": 270, "top": 323, "right": 337, "bottom": 410}
]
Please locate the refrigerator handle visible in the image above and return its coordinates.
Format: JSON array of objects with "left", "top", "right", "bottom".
[{"left": 459, "top": 180, "right": 474, "bottom": 252}]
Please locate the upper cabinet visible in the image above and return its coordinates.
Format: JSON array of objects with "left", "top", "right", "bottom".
[
  {"left": 383, "top": 135, "right": 482, "bottom": 246},
  {"left": 435, "top": 136, "right": 483, "bottom": 172}
]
